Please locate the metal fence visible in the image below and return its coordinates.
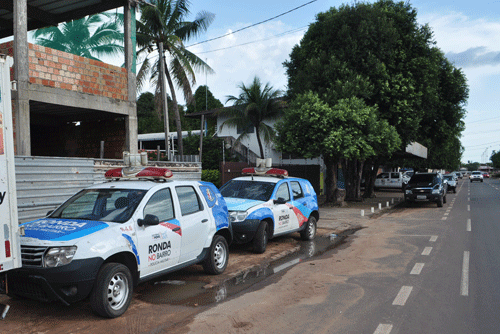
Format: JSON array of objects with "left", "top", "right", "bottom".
[{"left": 15, "top": 156, "right": 202, "bottom": 223}]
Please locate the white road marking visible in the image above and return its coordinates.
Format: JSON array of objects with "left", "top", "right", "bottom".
[
  {"left": 374, "top": 324, "right": 393, "bottom": 334},
  {"left": 467, "top": 205, "right": 470, "bottom": 211},
  {"left": 422, "top": 247, "right": 433, "bottom": 256},
  {"left": 441, "top": 217, "right": 447, "bottom": 220},
  {"left": 468, "top": 197, "right": 470, "bottom": 201},
  {"left": 444, "top": 212, "right": 449, "bottom": 216},
  {"left": 467, "top": 219, "right": 471, "bottom": 232},
  {"left": 461, "top": 251, "right": 470, "bottom": 296},
  {"left": 430, "top": 235, "right": 438, "bottom": 242},
  {"left": 393, "top": 286, "right": 413, "bottom": 306},
  {"left": 410, "top": 263, "right": 425, "bottom": 275}
]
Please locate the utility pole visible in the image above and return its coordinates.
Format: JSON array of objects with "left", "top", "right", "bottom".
[{"left": 158, "top": 42, "right": 170, "bottom": 160}]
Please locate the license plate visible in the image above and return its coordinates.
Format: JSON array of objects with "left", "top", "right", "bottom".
[{"left": 417, "top": 195, "right": 426, "bottom": 200}]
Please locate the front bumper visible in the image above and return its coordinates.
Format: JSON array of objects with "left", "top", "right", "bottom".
[
  {"left": 6, "top": 257, "right": 103, "bottom": 304},
  {"left": 405, "top": 191, "right": 441, "bottom": 202},
  {"left": 231, "top": 219, "right": 262, "bottom": 244}
]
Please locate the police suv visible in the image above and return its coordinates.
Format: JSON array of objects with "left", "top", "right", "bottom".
[
  {"left": 219, "top": 167, "right": 319, "bottom": 253},
  {"left": 6, "top": 167, "right": 231, "bottom": 318}
]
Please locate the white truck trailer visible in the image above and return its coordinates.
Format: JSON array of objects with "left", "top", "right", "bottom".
[{"left": 0, "top": 54, "right": 23, "bottom": 319}]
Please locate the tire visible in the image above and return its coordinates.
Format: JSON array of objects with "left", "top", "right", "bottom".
[
  {"left": 300, "top": 216, "right": 317, "bottom": 241},
  {"left": 453, "top": 188, "right": 457, "bottom": 194},
  {"left": 90, "top": 263, "right": 133, "bottom": 318},
  {"left": 202, "top": 235, "right": 229, "bottom": 275},
  {"left": 252, "top": 221, "right": 268, "bottom": 254},
  {"left": 481, "top": 180, "right": 483, "bottom": 182},
  {"left": 437, "top": 196, "right": 443, "bottom": 207},
  {"left": 443, "top": 194, "right": 447, "bottom": 204}
]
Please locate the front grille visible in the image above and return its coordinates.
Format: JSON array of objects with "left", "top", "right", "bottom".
[
  {"left": 413, "top": 188, "right": 431, "bottom": 194},
  {"left": 21, "top": 245, "right": 47, "bottom": 267}
]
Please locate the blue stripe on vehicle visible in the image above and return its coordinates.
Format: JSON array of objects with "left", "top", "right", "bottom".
[
  {"left": 21, "top": 219, "right": 108, "bottom": 241},
  {"left": 122, "top": 234, "right": 140, "bottom": 265},
  {"left": 247, "top": 207, "right": 274, "bottom": 221}
]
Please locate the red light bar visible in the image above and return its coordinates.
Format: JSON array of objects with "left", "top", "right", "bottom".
[
  {"left": 5, "top": 240, "right": 11, "bottom": 258},
  {"left": 242, "top": 167, "right": 288, "bottom": 177},
  {"left": 105, "top": 167, "right": 173, "bottom": 179}
]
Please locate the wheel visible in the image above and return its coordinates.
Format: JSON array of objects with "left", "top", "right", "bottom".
[
  {"left": 443, "top": 194, "right": 447, "bottom": 204},
  {"left": 481, "top": 180, "right": 483, "bottom": 182},
  {"left": 90, "top": 263, "right": 133, "bottom": 318},
  {"left": 202, "top": 235, "right": 229, "bottom": 275},
  {"left": 405, "top": 201, "right": 412, "bottom": 208},
  {"left": 437, "top": 196, "right": 443, "bottom": 207},
  {"left": 252, "top": 221, "right": 268, "bottom": 254},
  {"left": 453, "top": 188, "right": 457, "bottom": 194},
  {"left": 300, "top": 216, "right": 317, "bottom": 241}
]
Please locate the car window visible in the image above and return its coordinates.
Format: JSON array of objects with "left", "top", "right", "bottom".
[
  {"left": 377, "top": 173, "right": 389, "bottom": 179},
  {"left": 220, "top": 180, "right": 275, "bottom": 201},
  {"left": 176, "top": 186, "right": 203, "bottom": 216},
  {"left": 50, "top": 188, "right": 146, "bottom": 223},
  {"left": 391, "top": 173, "right": 400, "bottom": 179},
  {"left": 290, "top": 181, "right": 304, "bottom": 199},
  {"left": 143, "top": 188, "right": 174, "bottom": 222},
  {"left": 275, "top": 182, "right": 290, "bottom": 202},
  {"left": 472, "top": 171, "right": 481, "bottom": 175}
]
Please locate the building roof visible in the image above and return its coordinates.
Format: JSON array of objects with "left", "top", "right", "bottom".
[{"left": 0, "top": 0, "right": 138, "bottom": 39}]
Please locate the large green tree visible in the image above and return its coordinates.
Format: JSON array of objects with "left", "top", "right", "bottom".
[
  {"left": 185, "top": 85, "right": 223, "bottom": 132},
  {"left": 275, "top": 92, "right": 400, "bottom": 203},
  {"left": 283, "top": 0, "right": 468, "bottom": 199},
  {"left": 218, "top": 77, "right": 282, "bottom": 159},
  {"left": 491, "top": 150, "right": 500, "bottom": 169},
  {"left": 33, "top": 13, "right": 123, "bottom": 61},
  {"left": 136, "top": 0, "right": 215, "bottom": 157}
]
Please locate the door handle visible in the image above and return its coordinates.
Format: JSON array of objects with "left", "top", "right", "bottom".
[
  {"left": 201, "top": 219, "right": 208, "bottom": 223},
  {"left": 172, "top": 227, "right": 180, "bottom": 232}
]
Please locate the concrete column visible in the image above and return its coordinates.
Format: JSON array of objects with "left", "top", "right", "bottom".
[
  {"left": 124, "top": 2, "right": 138, "bottom": 155},
  {"left": 13, "top": 0, "right": 30, "bottom": 155}
]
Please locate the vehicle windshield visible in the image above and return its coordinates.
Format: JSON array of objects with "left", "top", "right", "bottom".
[
  {"left": 409, "top": 174, "right": 438, "bottom": 184},
  {"left": 220, "top": 180, "right": 275, "bottom": 201},
  {"left": 472, "top": 172, "right": 481, "bottom": 175},
  {"left": 49, "top": 188, "right": 147, "bottom": 223},
  {"left": 443, "top": 175, "right": 453, "bottom": 180}
]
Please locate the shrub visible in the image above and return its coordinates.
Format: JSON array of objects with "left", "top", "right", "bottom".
[{"left": 202, "top": 170, "right": 220, "bottom": 187}]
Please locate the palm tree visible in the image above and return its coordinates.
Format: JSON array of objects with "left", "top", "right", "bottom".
[
  {"left": 32, "top": 13, "right": 123, "bottom": 61},
  {"left": 219, "top": 77, "right": 283, "bottom": 159},
  {"left": 136, "top": 0, "right": 215, "bottom": 157}
]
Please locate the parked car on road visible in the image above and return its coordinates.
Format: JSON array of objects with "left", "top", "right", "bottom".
[
  {"left": 219, "top": 167, "right": 319, "bottom": 254},
  {"left": 482, "top": 172, "right": 490, "bottom": 178},
  {"left": 470, "top": 171, "right": 484, "bottom": 182},
  {"left": 443, "top": 174, "right": 457, "bottom": 193},
  {"left": 7, "top": 167, "right": 232, "bottom": 318},
  {"left": 374, "top": 172, "right": 411, "bottom": 190},
  {"left": 452, "top": 171, "right": 463, "bottom": 179},
  {"left": 404, "top": 172, "right": 448, "bottom": 207}
]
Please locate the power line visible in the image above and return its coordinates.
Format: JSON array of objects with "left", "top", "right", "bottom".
[
  {"left": 466, "top": 115, "right": 500, "bottom": 125},
  {"left": 186, "top": 0, "right": 317, "bottom": 48},
  {"left": 463, "top": 128, "right": 500, "bottom": 135},
  {"left": 464, "top": 140, "right": 500, "bottom": 148},
  {"left": 196, "top": 26, "right": 308, "bottom": 54}
]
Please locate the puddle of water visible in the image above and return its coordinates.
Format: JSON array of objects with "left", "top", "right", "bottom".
[{"left": 137, "top": 228, "right": 361, "bottom": 307}]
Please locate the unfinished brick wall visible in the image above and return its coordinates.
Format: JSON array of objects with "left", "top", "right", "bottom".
[{"left": 0, "top": 41, "right": 128, "bottom": 100}]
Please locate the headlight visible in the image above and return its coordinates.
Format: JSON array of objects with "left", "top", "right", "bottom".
[
  {"left": 229, "top": 211, "right": 248, "bottom": 223},
  {"left": 43, "top": 246, "right": 77, "bottom": 267},
  {"left": 405, "top": 189, "right": 412, "bottom": 195}
]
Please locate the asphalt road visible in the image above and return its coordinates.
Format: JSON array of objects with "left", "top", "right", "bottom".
[{"left": 332, "top": 177, "right": 500, "bottom": 334}]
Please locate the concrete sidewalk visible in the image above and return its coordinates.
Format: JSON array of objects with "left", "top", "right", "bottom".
[{"left": 317, "top": 190, "right": 404, "bottom": 231}]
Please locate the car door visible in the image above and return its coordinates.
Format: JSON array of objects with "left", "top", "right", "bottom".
[
  {"left": 175, "top": 185, "right": 210, "bottom": 263},
  {"left": 375, "top": 173, "right": 389, "bottom": 188},
  {"left": 136, "top": 187, "right": 181, "bottom": 278},
  {"left": 272, "top": 181, "right": 298, "bottom": 235},
  {"left": 390, "top": 172, "right": 402, "bottom": 188}
]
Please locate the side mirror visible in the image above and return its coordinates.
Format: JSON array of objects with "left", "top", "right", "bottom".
[
  {"left": 138, "top": 214, "right": 160, "bottom": 227},
  {"left": 273, "top": 197, "right": 287, "bottom": 205},
  {"left": 443, "top": 179, "right": 448, "bottom": 184}
]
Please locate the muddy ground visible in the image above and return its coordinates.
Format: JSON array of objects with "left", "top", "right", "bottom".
[{"left": 0, "top": 225, "right": 357, "bottom": 334}]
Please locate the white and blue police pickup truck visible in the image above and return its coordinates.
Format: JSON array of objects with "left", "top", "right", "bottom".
[
  {"left": 5, "top": 167, "right": 232, "bottom": 318},
  {"left": 219, "top": 167, "right": 319, "bottom": 253}
]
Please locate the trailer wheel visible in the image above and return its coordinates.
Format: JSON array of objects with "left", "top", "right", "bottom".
[{"left": 90, "top": 263, "right": 133, "bottom": 318}]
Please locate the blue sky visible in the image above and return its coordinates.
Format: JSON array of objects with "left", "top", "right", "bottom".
[{"left": 180, "top": 0, "right": 500, "bottom": 164}]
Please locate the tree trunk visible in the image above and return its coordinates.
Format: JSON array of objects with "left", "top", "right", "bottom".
[
  {"left": 324, "top": 155, "right": 340, "bottom": 204},
  {"left": 363, "top": 159, "right": 381, "bottom": 198},
  {"left": 164, "top": 61, "right": 183, "bottom": 158},
  {"left": 343, "top": 158, "right": 364, "bottom": 202},
  {"left": 255, "top": 125, "right": 265, "bottom": 159}
]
